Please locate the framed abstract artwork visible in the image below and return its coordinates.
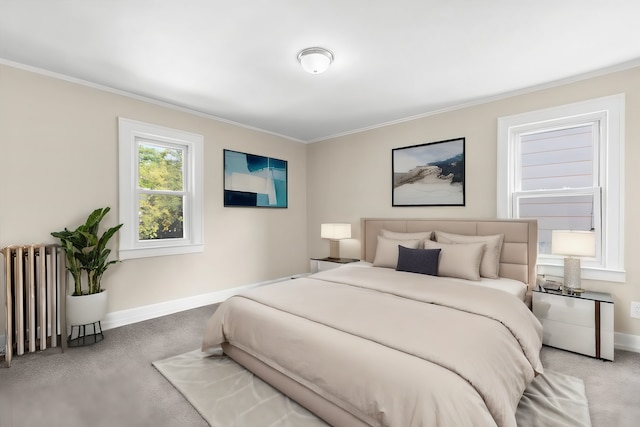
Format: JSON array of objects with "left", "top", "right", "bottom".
[
  {"left": 224, "top": 149, "right": 288, "bottom": 208},
  {"left": 392, "top": 137, "right": 465, "bottom": 206}
]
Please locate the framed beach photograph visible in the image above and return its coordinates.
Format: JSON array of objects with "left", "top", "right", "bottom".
[
  {"left": 224, "top": 149, "right": 288, "bottom": 208},
  {"left": 392, "top": 137, "right": 465, "bottom": 206}
]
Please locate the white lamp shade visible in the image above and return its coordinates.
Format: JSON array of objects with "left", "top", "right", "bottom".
[
  {"left": 551, "top": 230, "right": 596, "bottom": 257},
  {"left": 298, "top": 48, "right": 333, "bottom": 74},
  {"left": 321, "top": 223, "right": 351, "bottom": 240}
]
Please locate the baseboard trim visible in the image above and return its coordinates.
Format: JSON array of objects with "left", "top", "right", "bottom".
[
  {"left": 3, "top": 279, "right": 639, "bottom": 356},
  {"left": 1, "top": 275, "right": 307, "bottom": 354},
  {"left": 614, "top": 331, "right": 640, "bottom": 353},
  {"left": 100, "top": 273, "right": 308, "bottom": 331}
]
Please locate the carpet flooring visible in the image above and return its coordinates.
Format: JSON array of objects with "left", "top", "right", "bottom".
[
  {"left": 154, "top": 349, "right": 591, "bottom": 427},
  {"left": 1, "top": 303, "right": 639, "bottom": 427}
]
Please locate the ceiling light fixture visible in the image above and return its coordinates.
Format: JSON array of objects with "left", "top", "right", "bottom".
[{"left": 297, "top": 47, "right": 334, "bottom": 74}]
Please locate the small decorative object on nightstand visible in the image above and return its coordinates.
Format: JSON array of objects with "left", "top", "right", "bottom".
[
  {"left": 310, "top": 257, "right": 360, "bottom": 273},
  {"left": 533, "top": 287, "right": 614, "bottom": 361},
  {"left": 551, "top": 230, "right": 595, "bottom": 295},
  {"left": 320, "top": 223, "right": 352, "bottom": 259}
]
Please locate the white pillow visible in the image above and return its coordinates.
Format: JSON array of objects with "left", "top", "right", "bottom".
[
  {"left": 423, "top": 240, "right": 485, "bottom": 281},
  {"left": 373, "top": 236, "right": 422, "bottom": 268},
  {"left": 380, "top": 229, "right": 433, "bottom": 245},
  {"left": 435, "top": 231, "right": 504, "bottom": 279}
]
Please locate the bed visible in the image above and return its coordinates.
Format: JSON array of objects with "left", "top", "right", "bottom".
[{"left": 202, "top": 218, "right": 543, "bottom": 427}]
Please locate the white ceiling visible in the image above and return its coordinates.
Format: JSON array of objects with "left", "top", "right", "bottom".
[{"left": 1, "top": 0, "right": 639, "bottom": 142}]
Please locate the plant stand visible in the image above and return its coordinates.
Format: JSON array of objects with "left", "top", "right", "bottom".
[
  {"left": 66, "top": 290, "right": 108, "bottom": 347},
  {"left": 68, "top": 321, "right": 104, "bottom": 347}
]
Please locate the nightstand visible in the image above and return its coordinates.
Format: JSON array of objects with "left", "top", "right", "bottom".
[
  {"left": 310, "top": 257, "right": 360, "bottom": 273},
  {"left": 532, "top": 288, "right": 614, "bottom": 361}
]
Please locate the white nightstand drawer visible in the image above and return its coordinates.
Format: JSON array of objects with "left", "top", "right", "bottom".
[
  {"left": 533, "top": 293, "right": 594, "bottom": 328},
  {"left": 539, "top": 318, "right": 596, "bottom": 357},
  {"left": 317, "top": 260, "right": 343, "bottom": 272},
  {"left": 310, "top": 258, "right": 360, "bottom": 273}
]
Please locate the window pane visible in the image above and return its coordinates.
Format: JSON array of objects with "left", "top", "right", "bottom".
[
  {"left": 520, "top": 125, "right": 593, "bottom": 191},
  {"left": 138, "top": 194, "right": 184, "bottom": 240},
  {"left": 518, "top": 194, "right": 594, "bottom": 254},
  {"left": 138, "top": 142, "right": 184, "bottom": 191}
]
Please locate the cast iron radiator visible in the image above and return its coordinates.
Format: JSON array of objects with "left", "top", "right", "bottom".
[{"left": 1, "top": 244, "right": 66, "bottom": 367}]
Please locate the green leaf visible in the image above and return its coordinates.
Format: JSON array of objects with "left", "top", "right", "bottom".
[{"left": 50, "top": 206, "right": 122, "bottom": 294}]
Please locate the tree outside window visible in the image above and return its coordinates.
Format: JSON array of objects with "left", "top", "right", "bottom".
[{"left": 137, "top": 143, "right": 185, "bottom": 241}]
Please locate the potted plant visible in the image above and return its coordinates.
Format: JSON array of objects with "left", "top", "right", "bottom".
[{"left": 51, "top": 207, "right": 123, "bottom": 327}]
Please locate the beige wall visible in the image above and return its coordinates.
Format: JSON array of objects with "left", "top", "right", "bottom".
[
  {"left": 307, "top": 66, "right": 640, "bottom": 338},
  {"left": 0, "top": 64, "right": 308, "bottom": 334},
  {"left": 2, "top": 62, "right": 639, "bottom": 343}
]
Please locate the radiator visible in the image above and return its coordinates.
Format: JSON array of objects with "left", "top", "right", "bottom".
[{"left": 1, "top": 244, "right": 67, "bottom": 367}]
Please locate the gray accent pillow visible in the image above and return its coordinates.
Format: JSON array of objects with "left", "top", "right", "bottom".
[
  {"left": 424, "top": 240, "right": 485, "bottom": 281},
  {"left": 396, "top": 246, "right": 441, "bottom": 276}
]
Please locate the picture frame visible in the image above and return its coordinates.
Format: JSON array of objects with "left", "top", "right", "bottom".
[
  {"left": 224, "top": 149, "right": 288, "bottom": 208},
  {"left": 392, "top": 137, "right": 465, "bottom": 206}
]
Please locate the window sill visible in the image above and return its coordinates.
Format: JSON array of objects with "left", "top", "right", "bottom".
[
  {"left": 119, "top": 244, "right": 204, "bottom": 260},
  {"left": 537, "top": 264, "right": 625, "bottom": 283}
]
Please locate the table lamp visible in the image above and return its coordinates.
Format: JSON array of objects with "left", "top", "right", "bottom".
[
  {"left": 321, "top": 223, "right": 351, "bottom": 259},
  {"left": 551, "top": 230, "right": 595, "bottom": 294}
]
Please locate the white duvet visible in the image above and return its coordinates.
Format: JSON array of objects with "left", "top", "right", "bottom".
[{"left": 203, "top": 265, "right": 543, "bottom": 427}]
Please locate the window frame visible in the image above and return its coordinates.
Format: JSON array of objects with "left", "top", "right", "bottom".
[
  {"left": 118, "top": 118, "right": 204, "bottom": 259},
  {"left": 497, "top": 94, "right": 625, "bottom": 282}
]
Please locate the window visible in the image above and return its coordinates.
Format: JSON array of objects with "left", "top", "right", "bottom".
[
  {"left": 118, "top": 118, "right": 204, "bottom": 259},
  {"left": 497, "top": 94, "right": 624, "bottom": 282}
]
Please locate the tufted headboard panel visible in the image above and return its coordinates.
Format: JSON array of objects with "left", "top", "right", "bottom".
[{"left": 361, "top": 218, "right": 538, "bottom": 299}]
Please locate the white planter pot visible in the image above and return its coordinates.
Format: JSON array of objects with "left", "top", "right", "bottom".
[{"left": 66, "top": 290, "right": 108, "bottom": 326}]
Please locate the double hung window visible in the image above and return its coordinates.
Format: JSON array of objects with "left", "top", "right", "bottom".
[
  {"left": 497, "top": 95, "right": 624, "bottom": 281},
  {"left": 118, "top": 118, "right": 204, "bottom": 259}
]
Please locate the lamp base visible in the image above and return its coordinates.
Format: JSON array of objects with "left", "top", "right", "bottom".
[
  {"left": 563, "top": 257, "right": 581, "bottom": 292},
  {"left": 328, "top": 240, "right": 341, "bottom": 259}
]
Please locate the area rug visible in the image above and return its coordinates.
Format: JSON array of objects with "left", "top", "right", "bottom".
[{"left": 153, "top": 350, "right": 591, "bottom": 427}]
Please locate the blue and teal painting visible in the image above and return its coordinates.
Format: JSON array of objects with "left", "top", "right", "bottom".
[{"left": 224, "top": 149, "right": 288, "bottom": 208}]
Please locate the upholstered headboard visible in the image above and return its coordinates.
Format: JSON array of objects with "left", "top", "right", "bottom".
[{"left": 361, "top": 218, "right": 538, "bottom": 296}]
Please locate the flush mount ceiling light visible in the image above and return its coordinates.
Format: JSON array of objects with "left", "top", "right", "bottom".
[{"left": 297, "top": 47, "right": 334, "bottom": 74}]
